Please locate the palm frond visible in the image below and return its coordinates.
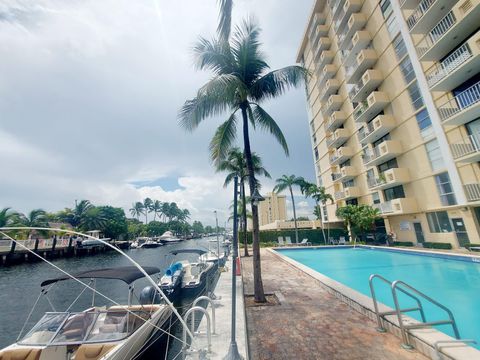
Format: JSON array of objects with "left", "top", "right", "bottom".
[
  {"left": 250, "top": 65, "right": 309, "bottom": 102},
  {"left": 193, "top": 36, "right": 233, "bottom": 74},
  {"left": 223, "top": 172, "right": 237, "bottom": 187},
  {"left": 273, "top": 182, "right": 288, "bottom": 193},
  {"left": 209, "top": 111, "right": 239, "bottom": 164},
  {"left": 217, "top": 0, "right": 233, "bottom": 42},
  {"left": 252, "top": 104, "right": 289, "bottom": 156}
]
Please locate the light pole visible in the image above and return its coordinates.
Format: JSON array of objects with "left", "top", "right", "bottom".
[
  {"left": 214, "top": 210, "right": 220, "bottom": 262},
  {"left": 223, "top": 176, "right": 243, "bottom": 360}
]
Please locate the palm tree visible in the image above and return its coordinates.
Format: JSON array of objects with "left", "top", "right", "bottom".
[
  {"left": 143, "top": 198, "right": 153, "bottom": 224},
  {"left": 301, "top": 182, "right": 334, "bottom": 244},
  {"left": 179, "top": 19, "right": 307, "bottom": 302},
  {"left": 129, "top": 202, "right": 145, "bottom": 221},
  {"left": 0, "top": 207, "right": 17, "bottom": 228},
  {"left": 17, "top": 209, "right": 49, "bottom": 238},
  {"left": 217, "top": 147, "right": 270, "bottom": 257},
  {"left": 273, "top": 175, "right": 305, "bottom": 244},
  {"left": 217, "top": 0, "right": 233, "bottom": 41},
  {"left": 79, "top": 207, "right": 107, "bottom": 232},
  {"left": 151, "top": 200, "right": 162, "bottom": 222}
]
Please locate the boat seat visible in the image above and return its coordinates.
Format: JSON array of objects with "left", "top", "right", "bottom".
[
  {"left": 74, "top": 344, "right": 116, "bottom": 360},
  {"left": 0, "top": 348, "right": 41, "bottom": 360}
]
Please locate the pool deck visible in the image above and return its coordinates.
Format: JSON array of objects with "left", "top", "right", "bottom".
[{"left": 241, "top": 249, "right": 428, "bottom": 360}]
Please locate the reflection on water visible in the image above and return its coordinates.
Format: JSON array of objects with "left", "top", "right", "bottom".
[{"left": 0, "top": 237, "right": 222, "bottom": 359}]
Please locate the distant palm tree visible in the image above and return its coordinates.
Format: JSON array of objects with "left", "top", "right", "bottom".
[
  {"left": 301, "top": 182, "right": 334, "bottom": 244},
  {"left": 180, "top": 19, "right": 307, "bottom": 302},
  {"left": 129, "top": 202, "right": 145, "bottom": 221},
  {"left": 143, "top": 198, "right": 153, "bottom": 224},
  {"left": 16, "top": 209, "right": 49, "bottom": 238},
  {"left": 151, "top": 200, "right": 162, "bottom": 222},
  {"left": 217, "top": 147, "right": 270, "bottom": 257},
  {"left": 273, "top": 175, "right": 306, "bottom": 244},
  {"left": 0, "top": 207, "right": 17, "bottom": 228},
  {"left": 79, "top": 207, "right": 107, "bottom": 232}
]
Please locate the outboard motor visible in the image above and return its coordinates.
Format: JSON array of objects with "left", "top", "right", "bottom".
[{"left": 139, "top": 286, "right": 161, "bottom": 305}]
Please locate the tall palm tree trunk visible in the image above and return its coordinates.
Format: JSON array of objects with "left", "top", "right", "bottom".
[
  {"left": 289, "top": 185, "right": 299, "bottom": 244},
  {"left": 241, "top": 105, "right": 265, "bottom": 303},
  {"left": 317, "top": 201, "right": 327, "bottom": 245},
  {"left": 241, "top": 181, "right": 249, "bottom": 257}
]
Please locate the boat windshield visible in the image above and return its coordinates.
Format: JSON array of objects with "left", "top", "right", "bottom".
[{"left": 19, "top": 308, "right": 155, "bottom": 346}]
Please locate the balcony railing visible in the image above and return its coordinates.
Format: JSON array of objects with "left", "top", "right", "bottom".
[
  {"left": 465, "top": 183, "right": 480, "bottom": 201},
  {"left": 417, "top": 11, "right": 456, "bottom": 57},
  {"left": 357, "top": 120, "right": 375, "bottom": 142},
  {"left": 406, "top": 0, "right": 436, "bottom": 30},
  {"left": 373, "top": 201, "right": 393, "bottom": 214},
  {"left": 332, "top": 172, "right": 343, "bottom": 181},
  {"left": 362, "top": 146, "right": 381, "bottom": 164},
  {"left": 353, "top": 101, "right": 368, "bottom": 121},
  {"left": 367, "top": 176, "right": 385, "bottom": 189},
  {"left": 438, "top": 81, "right": 480, "bottom": 122},
  {"left": 451, "top": 133, "right": 480, "bottom": 159},
  {"left": 426, "top": 43, "right": 472, "bottom": 87}
]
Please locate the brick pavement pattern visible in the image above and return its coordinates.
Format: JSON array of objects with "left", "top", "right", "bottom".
[{"left": 242, "top": 249, "right": 428, "bottom": 360}]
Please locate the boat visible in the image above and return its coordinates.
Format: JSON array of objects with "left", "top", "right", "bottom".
[
  {"left": 79, "top": 230, "right": 111, "bottom": 249},
  {"left": 0, "top": 266, "right": 173, "bottom": 360},
  {"left": 168, "top": 249, "right": 217, "bottom": 299},
  {"left": 131, "top": 237, "right": 162, "bottom": 249},
  {"left": 158, "top": 231, "right": 182, "bottom": 244},
  {"left": 158, "top": 262, "right": 184, "bottom": 301}
]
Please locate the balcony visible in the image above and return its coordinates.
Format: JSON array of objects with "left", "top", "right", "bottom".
[
  {"left": 406, "top": 0, "right": 457, "bottom": 34},
  {"left": 438, "top": 81, "right": 480, "bottom": 126},
  {"left": 342, "top": 31, "right": 371, "bottom": 66},
  {"left": 311, "top": 25, "right": 330, "bottom": 49},
  {"left": 464, "top": 183, "right": 480, "bottom": 201},
  {"left": 345, "top": 48, "right": 378, "bottom": 84},
  {"left": 349, "top": 69, "right": 383, "bottom": 103},
  {"left": 368, "top": 168, "right": 411, "bottom": 190},
  {"left": 363, "top": 140, "right": 402, "bottom": 167},
  {"left": 313, "top": 37, "right": 332, "bottom": 61},
  {"left": 330, "top": 0, "right": 345, "bottom": 19},
  {"left": 319, "top": 79, "right": 341, "bottom": 102},
  {"left": 338, "top": 13, "right": 367, "bottom": 50},
  {"left": 332, "top": 166, "right": 357, "bottom": 183},
  {"left": 357, "top": 115, "right": 396, "bottom": 145},
  {"left": 335, "top": 186, "right": 360, "bottom": 201},
  {"left": 450, "top": 133, "right": 480, "bottom": 163},
  {"left": 425, "top": 33, "right": 480, "bottom": 91},
  {"left": 353, "top": 91, "right": 389, "bottom": 123},
  {"left": 317, "top": 64, "right": 337, "bottom": 88},
  {"left": 317, "top": 50, "right": 335, "bottom": 69},
  {"left": 416, "top": 0, "right": 480, "bottom": 60},
  {"left": 373, "top": 198, "right": 418, "bottom": 215},
  {"left": 330, "top": 146, "right": 354, "bottom": 165},
  {"left": 324, "top": 94, "right": 343, "bottom": 116},
  {"left": 334, "top": 0, "right": 363, "bottom": 33},
  {"left": 308, "top": 12, "right": 327, "bottom": 40},
  {"left": 326, "top": 111, "right": 347, "bottom": 132},
  {"left": 326, "top": 128, "right": 349, "bottom": 148}
]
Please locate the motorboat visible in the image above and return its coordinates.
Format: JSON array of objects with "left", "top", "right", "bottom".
[
  {"left": 158, "top": 231, "right": 182, "bottom": 244},
  {"left": 131, "top": 237, "right": 162, "bottom": 249},
  {"left": 158, "top": 262, "right": 184, "bottom": 301},
  {"left": 0, "top": 266, "right": 173, "bottom": 360},
  {"left": 168, "top": 249, "right": 217, "bottom": 299}
]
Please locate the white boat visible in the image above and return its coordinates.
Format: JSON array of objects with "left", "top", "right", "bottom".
[
  {"left": 80, "top": 230, "right": 111, "bottom": 248},
  {"left": 131, "top": 237, "right": 162, "bottom": 249},
  {"left": 0, "top": 266, "right": 173, "bottom": 360},
  {"left": 158, "top": 231, "right": 182, "bottom": 244}
]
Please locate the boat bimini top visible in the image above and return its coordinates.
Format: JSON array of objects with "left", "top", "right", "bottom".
[{"left": 168, "top": 249, "right": 206, "bottom": 256}]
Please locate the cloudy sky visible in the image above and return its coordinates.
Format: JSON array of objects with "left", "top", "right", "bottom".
[{"left": 0, "top": 0, "right": 315, "bottom": 226}]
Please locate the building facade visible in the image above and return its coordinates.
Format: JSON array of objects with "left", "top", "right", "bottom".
[
  {"left": 258, "top": 192, "right": 288, "bottom": 227},
  {"left": 297, "top": 0, "right": 480, "bottom": 247}
]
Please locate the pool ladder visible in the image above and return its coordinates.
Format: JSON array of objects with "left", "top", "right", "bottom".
[{"left": 369, "top": 274, "right": 463, "bottom": 351}]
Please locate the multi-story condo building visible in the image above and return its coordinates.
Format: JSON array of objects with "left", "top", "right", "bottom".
[
  {"left": 297, "top": 0, "right": 480, "bottom": 247},
  {"left": 258, "top": 192, "right": 287, "bottom": 227}
]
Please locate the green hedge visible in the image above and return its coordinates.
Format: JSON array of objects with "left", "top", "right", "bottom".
[
  {"left": 393, "top": 241, "right": 414, "bottom": 247},
  {"left": 239, "top": 228, "right": 347, "bottom": 245},
  {"left": 422, "top": 242, "right": 452, "bottom": 250},
  {"left": 464, "top": 244, "right": 480, "bottom": 251}
]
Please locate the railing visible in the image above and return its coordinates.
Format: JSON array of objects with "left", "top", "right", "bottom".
[
  {"left": 332, "top": 172, "right": 342, "bottom": 181},
  {"left": 334, "top": 191, "right": 345, "bottom": 200},
  {"left": 426, "top": 43, "right": 472, "bottom": 87},
  {"left": 406, "top": 0, "right": 436, "bottom": 30},
  {"left": 349, "top": 75, "right": 368, "bottom": 100},
  {"left": 416, "top": 11, "right": 456, "bottom": 57},
  {"left": 464, "top": 183, "right": 480, "bottom": 201},
  {"left": 353, "top": 101, "right": 369, "bottom": 121},
  {"left": 438, "top": 81, "right": 480, "bottom": 121},
  {"left": 363, "top": 144, "right": 382, "bottom": 164},
  {"left": 373, "top": 201, "right": 393, "bottom": 214},
  {"left": 450, "top": 133, "right": 480, "bottom": 159},
  {"left": 367, "top": 176, "right": 386, "bottom": 188}
]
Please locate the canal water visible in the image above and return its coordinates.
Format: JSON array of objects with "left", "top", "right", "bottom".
[{"left": 0, "top": 236, "right": 223, "bottom": 359}]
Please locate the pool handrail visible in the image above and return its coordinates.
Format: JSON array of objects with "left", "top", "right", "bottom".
[
  {"left": 391, "top": 280, "right": 461, "bottom": 349},
  {"left": 369, "top": 274, "right": 426, "bottom": 332}
]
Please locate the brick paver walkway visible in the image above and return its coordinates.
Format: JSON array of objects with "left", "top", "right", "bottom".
[{"left": 242, "top": 250, "right": 428, "bottom": 360}]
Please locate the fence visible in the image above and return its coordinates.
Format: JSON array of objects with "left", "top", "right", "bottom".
[{"left": 239, "top": 228, "right": 348, "bottom": 245}]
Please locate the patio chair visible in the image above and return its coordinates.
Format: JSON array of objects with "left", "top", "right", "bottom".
[
  {"left": 338, "top": 236, "right": 346, "bottom": 245},
  {"left": 329, "top": 237, "right": 338, "bottom": 245},
  {"left": 299, "top": 238, "right": 312, "bottom": 246},
  {"left": 277, "top": 236, "right": 285, "bottom": 247},
  {"left": 285, "top": 236, "right": 293, "bottom": 246}
]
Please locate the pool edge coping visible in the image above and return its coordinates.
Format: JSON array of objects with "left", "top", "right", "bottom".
[{"left": 268, "top": 248, "right": 480, "bottom": 360}]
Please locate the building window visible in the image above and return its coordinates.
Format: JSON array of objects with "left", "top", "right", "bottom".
[
  {"left": 393, "top": 35, "right": 407, "bottom": 60},
  {"left": 427, "top": 211, "right": 452, "bottom": 233},
  {"left": 346, "top": 198, "right": 358, "bottom": 206},
  {"left": 435, "top": 172, "right": 457, "bottom": 206},
  {"left": 343, "top": 179, "right": 355, "bottom": 188},
  {"left": 322, "top": 205, "right": 328, "bottom": 222},
  {"left": 408, "top": 82, "right": 424, "bottom": 110},
  {"left": 425, "top": 139, "right": 445, "bottom": 171},
  {"left": 380, "top": 0, "right": 392, "bottom": 18},
  {"left": 372, "top": 192, "right": 381, "bottom": 204},
  {"left": 399, "top": 57, "right": 415, "bottom": 84},
  {"left": 378, "top": 158, "right": 398, "bottom": 173},
  {"left": 384, "top": 185, "right": 405, "bottom": 201},
  {"left": 415, "top": 108, "right": 433, "bottom": 139},
  {"left": 314, "top": 147, "right": 319, "bottom": 161}
]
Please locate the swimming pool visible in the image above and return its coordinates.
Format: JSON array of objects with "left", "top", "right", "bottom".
[{"left": 277, "top": 246, "right": 480, "bottom": 349}]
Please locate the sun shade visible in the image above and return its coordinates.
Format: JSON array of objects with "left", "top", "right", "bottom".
[
  {"left": 169, "top": 249, "right": 207, "bottom": 256},
  {"left": 41, "top": 266, "right": 160, "bottom": 287}
]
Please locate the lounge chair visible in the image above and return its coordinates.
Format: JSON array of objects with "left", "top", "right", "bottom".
[
  {"left": 338, "top": 236, "right": 346, "bottom": 245},
  {"left": 299, "top": 238, "right": 312, "bottom": 246},
  {"left": 277, "top": 236, "right": 285, "bottom": 247},
  {"left": 329, "top": 237, "right": 338, "bottom": 245},
  {"left": 285, "top": 237, "right": 293, "bottom": 246}
]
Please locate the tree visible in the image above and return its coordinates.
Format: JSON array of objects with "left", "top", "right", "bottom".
[
  {"left": 335, "top": 205, "right": 357, "bottom": 242},
  {"left": 146, "top": 221, "right": 168, "bottom": 237},
  {"left": 313, "top": 206, "right": 321, "bottom": 220},
  {"left": 192, "top": 220, "right": 205, "bottom": 235},
  {"left": 0, "top": 207, "right": 17, "bottom": 228},
  {"left": 301, "top": 181, "right": 334, "bottom": 244},
  {"left": 217, "top": 147, "right": 270, "bottom": 257},
  {"left": 97, "top": 206, "right": 128, "bottom": 240},
  {"left": 143, "top": 198, "right": 153, "bottom": 224},
  {"left": 179, "top": 19, "right": 307, "bottom": 302},
  {"left": 273, "top": 175, "right": 305, "bottom": 244},
  {"left": 56, "top": 200, "right": 94, "bottom": 228},
  {"left": 129, "top": 202, "right": 145, "bottom": 221},
  {"left": 79, "top": 207, "right": 107, "bottom": 232},
  {"left": 336, "top": 204, "right": 380, "bottom": 242},
  {"left": 151, "top": 200, "right": 162, "bottom": 222},
  {"left": 16, "top": 209, "right": 49, "bottom": 238}
]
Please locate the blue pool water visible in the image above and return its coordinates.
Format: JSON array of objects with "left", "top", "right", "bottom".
[{"left": 278, "top": 247, "right": 480, "bottom": 348}]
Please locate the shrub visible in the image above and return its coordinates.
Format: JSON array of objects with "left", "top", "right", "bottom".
[
  {"left": 393, "top": 241, "right": 414, "bottom": 247},
  {"left": 422, "top": 242, "right": 452, "bottom": 250},
  {"left": 240, "top": 228, "right": 348, "bottom": 245}
]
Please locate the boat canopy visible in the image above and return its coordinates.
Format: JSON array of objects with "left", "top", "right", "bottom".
[
  {"left": 169, "top": 249, "right": 206, "bottom": 256},
  {"left": 41, "top": 266, "right": 161, "bottom": 287}
]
